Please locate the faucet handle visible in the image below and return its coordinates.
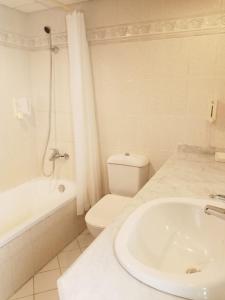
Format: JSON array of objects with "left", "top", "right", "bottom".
[
  {"left": 63, "top": 153, "right": 69, "bottom": 160},
  {"left": 49, "top": 148, "right": 69, "bottom": 161},
  {"left": 49, "top": 148, "right": 59, "bottom": 161}
]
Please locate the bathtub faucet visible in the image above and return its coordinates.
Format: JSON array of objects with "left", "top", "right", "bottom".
[{"left": 49, "top": 148, "right": 69, "bottom": 161}]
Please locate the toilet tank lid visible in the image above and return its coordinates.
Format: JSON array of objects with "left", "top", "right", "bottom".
[{"left": 107, "top": 153, "right": 149, "bottom": 168}]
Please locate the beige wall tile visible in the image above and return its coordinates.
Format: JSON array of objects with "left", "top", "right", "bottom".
[
  {"left": 0, "top": 45, "right": 38, "bottom": 190},
  {"left": 90, "top": 32, "right": 225, "bottom": 189},
  {"left": 187, "top": 35, "right": 218, "bottom": 76}
]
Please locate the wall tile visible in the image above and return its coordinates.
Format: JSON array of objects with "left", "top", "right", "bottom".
[
  {"left": 186, "top": 76, "right": 215, "bottom": 118},
  {"left": 0, "top": 45, "right": 38, "bottom": 191},
  {"left": 187, "top": 35, "right": 218, "bottom": 76}
]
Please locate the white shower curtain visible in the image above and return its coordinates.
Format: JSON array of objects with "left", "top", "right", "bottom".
[{"left": 66, "top": 11, "right": 102, "bottom": 215}]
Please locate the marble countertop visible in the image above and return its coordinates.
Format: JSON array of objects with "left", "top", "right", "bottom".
[{"left": 58, "top": 145, "right": 225, "bottom": 300}]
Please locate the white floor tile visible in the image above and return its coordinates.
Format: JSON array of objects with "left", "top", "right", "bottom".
[
  {"left": 62, "top": 239, "right": 79, "bottom": 252},
  {"left": 34, "top": 289, "right": 59, "bottom": 300},
  {"left": 77, "top": 229, "right": 94, "bottom": 248},
  {"left": 34, "top": 270, "right": 60, "bottom": 294},
  {"left": 39, "top": 257, "right": 59, "bottom": 273},
  {"left": 58, "top": 248, "right": 81, "bottom": 268},
  {"left": 10, "top": 279, "right": 33, "bottom": 299}
]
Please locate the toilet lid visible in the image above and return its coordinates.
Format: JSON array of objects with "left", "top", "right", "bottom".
[{"left": 85, "top": 194, "right": 131, "bottom": 229}]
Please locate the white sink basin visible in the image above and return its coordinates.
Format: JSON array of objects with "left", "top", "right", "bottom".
[{"left": 114, "top": 198, "right": 225, "bottom": 300}]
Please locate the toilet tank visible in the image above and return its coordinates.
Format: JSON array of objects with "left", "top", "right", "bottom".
[{"left": 107, "top": 153, "right": 149, "bottom": 197}]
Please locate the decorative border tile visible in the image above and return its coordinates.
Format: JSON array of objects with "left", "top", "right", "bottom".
[
  {"left": 1, "top": 13, "right": 225, "bottom": 50},
  {"left": 0, "top": 29, "right": 67, "bottom": 51},
  {"left": 0, "top": 29, "right": 33, "bottom": 50},
  {"left": 88, "top": 13, "right": 225, "bottom": 44},
  {"left": 32, "top": 32, "right": 68, "bottom": 50}
]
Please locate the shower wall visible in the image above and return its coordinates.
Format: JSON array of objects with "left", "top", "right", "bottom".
[
  {"left": 0, "top": 5, "right": 38, "bottom": 191},
  {"left": 0, "top": 4, "right": 75, "bottom": 191},
  {"left": 29, "top": 48, "right": 75, "bottom": 179}
]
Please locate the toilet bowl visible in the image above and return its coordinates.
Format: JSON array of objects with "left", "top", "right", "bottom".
[
  {"left": 85, "top": 153, "right": 150, "bottom": 237},
  {"left": 85, "top": 194, "right": 131, "bottom": 237}
]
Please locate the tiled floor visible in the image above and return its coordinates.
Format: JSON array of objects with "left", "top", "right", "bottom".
[{"left": 9, "top": 229, "right": 94, "bottom": 300}]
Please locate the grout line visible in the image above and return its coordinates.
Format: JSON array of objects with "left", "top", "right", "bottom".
[
  {"left": 33, "top": 288, "right": 58, "bottom": 296},
  {"left": 33, "top": 269, "right": 61, "bottom": 296},
  {"left": 56, "top": 254, "right": 62, "bottom": 275},
  {"left": 10, "top": 295, "right": 33, "bottom": 300},
  {"left": 76, "top": 229, "right": 89, "bottom": 250},
  {"left": 76, "top": 237, "right": 82, "bottom": 253},
  {"left": 38, "top": 267, "right": 59, "bottom": 274},
  {"left": 10, "top": 276, "right": 35, "bottom": 300},
  {"left": 32, "top": 276, "right": 34, "bottom": 297},
  {"left": 36, "top": 267, "right": 60, "bottom": 275}
]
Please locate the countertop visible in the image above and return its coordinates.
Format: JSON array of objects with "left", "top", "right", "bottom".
[{"left": 58, "top": 145, "right": 225, "bottom": 300}]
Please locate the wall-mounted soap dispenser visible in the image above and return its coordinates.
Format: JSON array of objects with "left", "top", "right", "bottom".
[{"left": 208, "top": 100, "right": 217, "bottom": 123}]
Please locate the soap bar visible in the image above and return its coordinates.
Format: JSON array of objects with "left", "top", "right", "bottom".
[{"left": 215, "top": 152, "right": 225, "bottom": 163}]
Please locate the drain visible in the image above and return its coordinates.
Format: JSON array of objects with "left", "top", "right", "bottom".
[
  {"left": 58, "top": 184, "right": 65, "bottom": 193},
  {"left": 186, "top": 267, "right": 201, "bottom": 274}
]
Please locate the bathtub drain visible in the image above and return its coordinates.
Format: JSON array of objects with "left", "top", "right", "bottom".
[{"left": 58, "top": 184, "right": 65, "bottom": 193}]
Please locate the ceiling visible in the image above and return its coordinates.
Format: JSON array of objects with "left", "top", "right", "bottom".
[{"left": 0, "top": 0, "right": 89, "bottom": 13}]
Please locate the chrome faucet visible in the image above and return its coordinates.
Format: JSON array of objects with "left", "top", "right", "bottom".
[
  {"left": 209, "top": 194, "right": 225, "bottom": 201},
  {"left": 205, "top": 205, "right": 225, "bottom": 220},
  {"left": 49, "top": 148, "right": 69, "bottom": 161},
  {"left": 205, "top": 194, "right": 225, "bottom": 220}
]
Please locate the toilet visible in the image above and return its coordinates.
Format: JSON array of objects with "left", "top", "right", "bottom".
[{"left": 85, "top": 153, "right": 149, "bottom": 237}]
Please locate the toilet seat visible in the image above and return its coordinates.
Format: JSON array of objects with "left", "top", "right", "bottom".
[{"left": 85, "top": 194, "right": 131, "bottom": 230}]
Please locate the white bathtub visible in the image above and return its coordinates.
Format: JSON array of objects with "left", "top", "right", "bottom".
[
  {"left": 0, "top": 178, "right": 76, "bottom": 247},
  {"left": 0, "top": 177, "right": 84, "bottom": 300}
]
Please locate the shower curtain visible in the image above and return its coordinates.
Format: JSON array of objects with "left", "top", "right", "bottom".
[{"left": 66, "top": 11, "right": 102, "bottom": 215}]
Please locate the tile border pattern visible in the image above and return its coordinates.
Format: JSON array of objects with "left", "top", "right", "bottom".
[
  {"left": 88, "top": 13, "right": 225, "bottom": 44},
  {"left": 0, "top": 30, "right": 33, "bottom": 50},
  {"left": 1, "top": 12, "right": 225, "bottom": 50}
]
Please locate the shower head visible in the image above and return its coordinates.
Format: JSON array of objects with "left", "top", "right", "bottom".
[
  {"left": 44, "top": 25, "right": 59, "bottom": 54},
  {"left": 44, "top": 26, "right": 51, "bottom": 34}
]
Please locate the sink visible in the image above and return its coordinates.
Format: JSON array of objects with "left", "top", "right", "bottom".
[{"left": 114, "top": 198, "right": 225, "bottom": 300}]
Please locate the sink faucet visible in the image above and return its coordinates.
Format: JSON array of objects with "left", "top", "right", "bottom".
[
  {"left": 49, "top": 148, "right": 69, "bottom": 161},
  {"left": 209, "top": 194, "right": 225, "bottom": 201},
  {"left": 205, "top": 205, "right": 225, "bottom": 220}
]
